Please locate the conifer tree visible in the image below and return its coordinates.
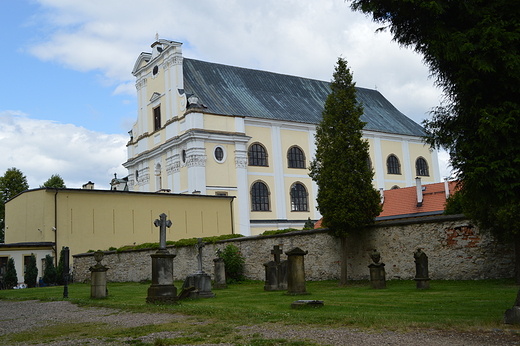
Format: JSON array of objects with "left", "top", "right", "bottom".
[
  {"left": 24, "top": 253, "right": 38, "bottom": 288},
  {"left": 4, "top": 257, "right": 18, "bottom": 289},
  {"left": 42, "top": 254, "right": 57, "bottom": 286},
  {"left": 310, "top": 57, "right": 382, "bottom": 285},
  {"left": 56, "top": 247, "right": 66, "bottom": 285}
]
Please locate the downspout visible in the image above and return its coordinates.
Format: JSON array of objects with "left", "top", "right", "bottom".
[{"left": 230, "top": 197, "right": 235, "bottom": 235}]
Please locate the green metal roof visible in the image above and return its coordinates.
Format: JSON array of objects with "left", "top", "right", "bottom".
[{"left": 183, "top": 58, "right": 426, "bottom": 137}]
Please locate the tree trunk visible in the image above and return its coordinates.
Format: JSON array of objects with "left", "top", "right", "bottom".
[
  {"left": 514, "top": 234, "right": 520, "bottom": 285},
  {"left": 339, "top": 236, "right": 348, "bottom": 286}
]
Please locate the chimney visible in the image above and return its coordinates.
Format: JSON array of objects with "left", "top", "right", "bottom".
[
  {"left": 416, "top": 177, "right": 423, "bottom": 207},
  {"left": 379, "top": 188, "right": 385, "bottom": 204},
  {"left": 444, "top": 178, "right": 450, "bottom": 199}
]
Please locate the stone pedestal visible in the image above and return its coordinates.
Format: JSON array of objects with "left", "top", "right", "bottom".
[
  {"left": 146, "top": 251, "right": 177, "bottom": 304},
  {"left": 89, "top": 250, "right": 109, "bottom": 299},
  {"left": 414, "top": 249, "right": 430, "bottom": 289},
  {"left": 369, "top": 263, "right": 386, "bottom": 289},
  {"left": 213, "top": 258, "right": 227, "bottom": 289},
  {"left": 90, "top": 269, "right": 108, "bottom": 298},
  {"left": 182, "top": 272, "right": 215, "bottom": 298},
  {"left": 285, "top": 247, "right": 309, "bottom": 295}
]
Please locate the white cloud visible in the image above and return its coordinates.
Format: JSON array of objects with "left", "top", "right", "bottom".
[
  {"left": 27, "top": 0, "right": 442, "bottom": 124},
  {"left": 0, "top": 111, "right": 127, "bottom": 189}
]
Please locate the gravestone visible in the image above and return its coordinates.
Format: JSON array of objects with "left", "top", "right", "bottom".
[
  {"left": 89, "top": 250, "right": 109, "bottom": 298},
  {"left": 368, "top": 249, "right": 386, "bottom": 289},
  {"left": 285, "top": 247, "right": 309, "bottom": 295},
  {"left": 263, "top": 245, "right": 287, "bottom": 291},
  {"left": 213, "top": 249, "right": 227, "bottom": 289},
  {"left": 504, "top": 289, "right": 520, "bottom": 324},
  {"left": 182, "top": 238, "right": 215, "bottom": 298},
  {"left": 414, "top": 248, "right": 430, "bottom": 289},
  {"left": 146, "top": 213, "right": 178, "bottom": 304}
]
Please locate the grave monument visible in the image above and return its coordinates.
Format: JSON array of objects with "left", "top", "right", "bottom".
[
  {"left": 146, "top": 213, "right": 177, "bottom": 304},
  {"left": 504, "top": 289, "right": 520, "bottom": 324},
  {"left": 213, "top": 249, "right": 227, "bottom": 289},
  {"left": 414, "top": 248, "right": 430, "bottom": 289},
  {"left": 263, "top": 245, "right": 288, "bottom": 291},
  {"left": 285, "top": 247, "right": 309, "bottom": 295},
  {"left": 89, "top": 250, "right": 109, "bottom": 298},
  {"left": 182, "top": 238, "right": 215, "bottom": 298},
  {"left": 368, "top": 249, "right": 386, "bottom": 289}
]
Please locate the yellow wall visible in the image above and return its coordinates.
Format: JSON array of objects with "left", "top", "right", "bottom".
[
  {"left": 5, "top": 188, "right": 234, "bottom": 256},
  {"left": 205, "top": 143, "right": 237, "bottom": 188},
  {"left": 204, "top": 114, "right": 236, "bottom": 133}
]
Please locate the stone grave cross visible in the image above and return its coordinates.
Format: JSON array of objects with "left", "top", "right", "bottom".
[
  {"left": 271, "top": 245, "right": 283, "bottom": 264},
  {"left": 196, "top": 238, "right": 205, "bottom": 273},
  {"left": 154, "top": 213, "right": 172, "bottom": 251}
]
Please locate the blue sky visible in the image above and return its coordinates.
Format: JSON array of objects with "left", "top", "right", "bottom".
[{"left": 0, "top": 0, "right": 449, "bottom": 189}]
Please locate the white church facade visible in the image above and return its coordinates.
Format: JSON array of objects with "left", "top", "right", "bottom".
[{"left": 123, "top": 38, "right": 440, "bottom": 236}]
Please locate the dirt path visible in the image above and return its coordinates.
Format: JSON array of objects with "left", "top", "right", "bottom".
[{"left": 1, "top": 300, "right": 520, "bottom": 345}]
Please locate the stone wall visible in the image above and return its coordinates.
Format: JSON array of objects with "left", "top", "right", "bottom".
[{"left": 72, "top": 215, "right": 514, "bottom": 283}]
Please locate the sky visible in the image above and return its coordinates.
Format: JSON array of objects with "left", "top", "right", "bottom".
[{"left": 0, "top": 0, "right": 451, "bottom": 190}]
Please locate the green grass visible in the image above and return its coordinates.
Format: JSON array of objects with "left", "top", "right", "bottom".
[{"left": 0, "top": 279, "right": 518, "bottom": 345}]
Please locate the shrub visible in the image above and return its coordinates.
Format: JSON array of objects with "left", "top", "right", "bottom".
[
  {"left": 24, "top": 253, "right": 38, "bottom": 288},
  {"left": 42, "top": 254, "right": 57, "bottom": 286},
  {"left": 4, "top": 257, "right": 18, "bottom": 289},
  {"left": 220, "top": 244, "right": 245, "bottom": 283}
]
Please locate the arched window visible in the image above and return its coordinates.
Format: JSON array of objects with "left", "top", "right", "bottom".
[
  {"left": 416, "top": 157, "right": 429, "bottom": 176},
  {"left": 287, "top": 146, "right": 305, "bottom": 168},
  {"left": 248, "top": 143, "right": 268, "bottom": 166},
  {"left": 387, "top": 154, "right": 401, "bottom": 174},
  {"left": 290, "top": 183, "right": 308, "bottom": 211},
  {"left": 251, "top": 181, "right": 270, "bottom": 211}
]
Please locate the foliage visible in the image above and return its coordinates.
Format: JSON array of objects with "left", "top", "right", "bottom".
[
  {"left": 42, "top": 254, "right": 57, "bottom": 286},
  {"left": 24, "top": 253, "right": 38, "bottom": 288},
  {"left": 349, "top": 0, "right": 520, "bottom": 242},
  {"left": 444, "top": 190, "right": 464, "bottom": 215},
  {"left": 114, "top": 234, "right": 244, "bottom": 253},
  {"left": 40, "top": 174, "right": 66, "bottom": 188},
  {"left": 219, "top": 244, "right": 245, "bottom": 283},
  {"left": 260, "top": 228, "right": 300, "bottom": 236},
  {"left": 56, "top": 247, "right": 66, "bottom": 285},
  {"left": 303, "top": 218, "right": 315, "bottom": 230},
  {"left": 309, "top": 57, "right": 382, "bottom": 237},
  {"left": 0, "top": 167, "right": 29, "bottom": 242},
  {"left": 4, "top": 257, "right": 18, "bottom": 289}
]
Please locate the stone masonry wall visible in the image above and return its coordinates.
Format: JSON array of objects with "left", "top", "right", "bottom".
[{"left": 72, "top": 215, "right": 514, "bottom": 283}]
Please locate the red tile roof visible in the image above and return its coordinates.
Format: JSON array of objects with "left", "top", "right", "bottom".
[
  {"left": 314, "top": 180, "right": 458, "bottom": 228},
  {"left": 378, "top": 181, "right": 458, "bottom": 219}
]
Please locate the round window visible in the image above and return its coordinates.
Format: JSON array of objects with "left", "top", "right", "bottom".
[{"left": 215, "top": 147, "right": 224, "bottom": 162}]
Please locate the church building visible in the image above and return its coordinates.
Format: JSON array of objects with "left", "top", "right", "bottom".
[{"left": 123, "top": 38, "right": 440, "bottom": 236}]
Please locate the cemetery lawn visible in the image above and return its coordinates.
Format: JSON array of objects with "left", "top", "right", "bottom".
[{"left": 0, "top": 279, "right": 517, "bottom": 332}]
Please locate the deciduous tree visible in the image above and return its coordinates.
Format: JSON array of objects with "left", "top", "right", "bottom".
[
  {"left": 0, "top": 167, "right": 29, "bottom": 242},
  {"left": 309, "top": 57, "right": 382, "bottom": 285},
  {"left": 41, "top": 174, "right": 66, "bottom": 188},
  {"left": 350, "top": 0, "right": 520, "bottom": 282}
]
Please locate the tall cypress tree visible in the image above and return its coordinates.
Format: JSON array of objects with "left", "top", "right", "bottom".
[
  {"left": 42, "top": 254, "right": 57, "bottom": 286},
  {"left": 24, "top": 253, "right": 38, "bottom": 288},
  {"left": 4, "top": 257, "right": 18, "bottom": 289},
  {"left": 310, "top": 57, "right": 382, "bottom": 285}
]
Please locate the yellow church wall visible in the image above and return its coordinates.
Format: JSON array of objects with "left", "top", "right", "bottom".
[
  {"left": 245, "top": 125, "right": 275, "bottom": 174},
  {"left": 408, "top": 142, "right": 435, "bottom": 183},
  {"left": 205, "top": 143, "right": 237, "bottom": 188},
  {"left": 280, "top": 129, "right": 311, "bottom": 174},
  {"left": 248, "top": 175, "right": 277, "bottom": 219},
  {"left": 204, "top": 114, "right": 236, "bottom": 133},
  {"left": 5, "top": 189, "right": 234, "bottom": 257},
  {"left": 283, "top": 177, "right": 314, "bottom": 219},
  {"left": 380, "top": 139, "right": 405, "bottom": 184}
]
